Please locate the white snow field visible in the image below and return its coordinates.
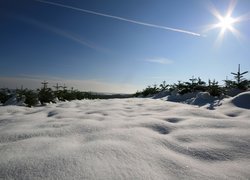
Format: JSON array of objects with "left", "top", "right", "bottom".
[{"left": 0, "top": 92, "right": 250, "bottom": 179}]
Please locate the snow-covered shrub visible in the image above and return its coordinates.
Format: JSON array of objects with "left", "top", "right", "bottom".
[
  {"left": 141, "top": 85, "right": 160, "bottom": 97},
  {"left": 0, "top": 91, "right": 10, "bottom": 104},
  {"left": 38, "top": 88, "right": 55, "bottom": 105},
  {"left": 24, "top": 90, "right": 39, "bottom": 107},
  {"left": 207, "top": 79, "right": 223, "bottom": 97}
]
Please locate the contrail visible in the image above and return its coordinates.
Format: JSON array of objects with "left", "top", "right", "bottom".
[{"left": 35, "top": 0, "right": 201, "bottom": 37}]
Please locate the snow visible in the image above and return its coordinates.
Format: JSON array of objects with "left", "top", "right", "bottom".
[
  {"left": 3, "top": 95, "right": 25, "bottom": 106},
  {"left": 155, "top": 91, "right": 222, "bottom": 109},
  {"left": 230, "top": 91, "right": 250, "bottom": 109},
  {"left": 0, "top": 92, "right": 250, "bottom": 179}
]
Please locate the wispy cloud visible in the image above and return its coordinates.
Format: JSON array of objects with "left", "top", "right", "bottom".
[
  {"left": 15, "top": 15, "right": 109, "bottom": 53},
  {"left": 35, "top": 0, "right": 201, "bottom": 37},
  {"left": 145, "top": 57, "right": 173, "bottom": 65}
]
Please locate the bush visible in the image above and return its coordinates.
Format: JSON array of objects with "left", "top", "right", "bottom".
[
  {"left": 16, "top": 89, "right": 39, "bottom": 107},
  {"left": 141, "top": 85, "right": 160, "bottom": 97},
  {"left": 207, "top": 79, "right": 223, "bottom": 97},
  {"left": 0, "top": 91, "right": 10, "bottom": 104},
  {"left": 159, "top": 81, "right": 169, "bottom": 90},
  {"left": 172, "top": 77, "right": 207, "bottom": 95},
  {"left": 38, "top": 88, "right": 55, "bottom": 105},
  {"left": 24, "top": 90, "right": 39, "bottom": 107}
]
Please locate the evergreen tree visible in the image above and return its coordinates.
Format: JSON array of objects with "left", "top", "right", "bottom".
[
  {"left": 207, "top": 79, "right": 223, "bottom": 97},
  {"left": 38, "top": 81, "right": 55, "bottom": 105},
  {"left": 231, "top": 64, "right": 249, "bottom": 90},
  {"left": 159, "top": 81, "right": 169, "bottom": 90},
  {"left": 24, "top": 90, "right": 39, "bottom": 107},
  {"left": 38, "top": 88, "right": 55, "bottom": 105},
  {"left": 0, "top": 90, "right": 10, "bottom": 104}
]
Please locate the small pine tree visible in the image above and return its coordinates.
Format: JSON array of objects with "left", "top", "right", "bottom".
[
  {"left": 38, "top": 88, "right": 55, "bottom": 105},
  {"left": 231, "top": 64, "right": 249, "bottom": 90},
  {"left": 141, "top": 84, "right": 160, "bottom": 97},
  {"left": 0, "top": 91, "right": 10, "bottom": 104},
  {"left": 194, "top": 77, "right": 206, "bottom": 91},
  {"left": 38, "top": 82, "right": 55, "bottom": 105},
  {"left": 207, "top": 79, "right": 223, "bottom": 97},
  {"left": 24, "top": 90, "right": 39, "bottom": 107},
  {"left": 159, "top": 81, "right": 169, "bottom": 91}
]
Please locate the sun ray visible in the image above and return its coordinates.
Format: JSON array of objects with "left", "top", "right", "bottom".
[
  {"left": 205, "top": 0, "right": 248, "bottom": 46},
  {"left": 226, "top": 0, "right": 237, "bottom": 17}
]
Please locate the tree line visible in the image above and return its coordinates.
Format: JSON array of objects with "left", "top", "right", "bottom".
[
  {"left": 1, "top": 64, "right": 249, "bottom": 107},
  {"left": 135, "top": 64, "right": 250, "bottom": 97},
  {"left": 0, "top": 82, "right": 132, "bottom": 107}
]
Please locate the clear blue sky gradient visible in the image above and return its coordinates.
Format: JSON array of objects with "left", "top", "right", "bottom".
[{"left": 0, "top": 0, "right": 250, "bottom": 93}]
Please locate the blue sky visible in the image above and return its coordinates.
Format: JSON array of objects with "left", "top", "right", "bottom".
[{"left": 0, "top": 0, "right": 250, "bottom": 93}]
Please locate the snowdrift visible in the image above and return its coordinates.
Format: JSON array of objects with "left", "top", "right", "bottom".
[
  {"left": 230, "top": 91, "right": 250, "bottom": 109},
  {"left": 3, "top": 95, "right": 25, "bottom": 106},
  {"left": 155, "top": 91, "right": 221, "bottom": 109},
  {"left": 0, "top": 96, "right": 250, "bottom": 179}
]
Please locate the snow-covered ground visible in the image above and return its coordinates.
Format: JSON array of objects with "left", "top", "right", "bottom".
[{"left": 0, "top": 92, "right": 250, "bottom": 179}]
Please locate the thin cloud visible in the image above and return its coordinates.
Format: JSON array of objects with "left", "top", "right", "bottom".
[
  {"left": 145, "top": 58, "right": 173, "bottom": 65},
  {"left": 16, "top": 15, "right": 108, "bottom": 53},
  {"left": 35, "top": 0, "right": 201, "bottom": 37}
]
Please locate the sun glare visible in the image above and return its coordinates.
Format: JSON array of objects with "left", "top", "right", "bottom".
[
  {"left": 217, "top": 15, "right": 235, "bottom": 31},
  {"left": 205, "top": 0, "right": 246, "bottom": 46}
]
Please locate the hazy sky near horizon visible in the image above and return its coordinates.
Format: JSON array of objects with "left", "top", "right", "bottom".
[{"left": 0, "top": 0, "right": 250, "bottom": 93}]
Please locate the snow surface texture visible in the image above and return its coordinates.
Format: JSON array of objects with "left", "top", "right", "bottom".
[
  {"left": 0, "top": 92, "right": 250, "bottom": 179},
  {"left": 155, "top": 91, "right": 222, "bottom": 109}
]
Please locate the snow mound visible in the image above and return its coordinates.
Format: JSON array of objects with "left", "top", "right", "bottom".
[
  {"left": 3, "top": 95, "right": 25, "bottom": 106},
  {"left": 230, "top": 91, "right": 250, "bottom": 109},
  {"left": 166, "top": 92, "right": 196, "bottom": 102},
  {"left": 188, "top": 92, "right": 212, "bottom": 104},
  {"left": 152, "top": 91, "right": 170, "bottom": 99},
  {"left": 0, "top": 98, "right": 250, "bottom": 179},
  {"left": 161, "top": 91, "right": 221, "bottom": 109}
]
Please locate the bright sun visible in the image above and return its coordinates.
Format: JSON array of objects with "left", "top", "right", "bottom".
[
  {"left": 206, "top": 0, "right": 245, "bottom": 46},
  {"left": 217, "top": 15, "right": 235, "bottom": 31}
]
